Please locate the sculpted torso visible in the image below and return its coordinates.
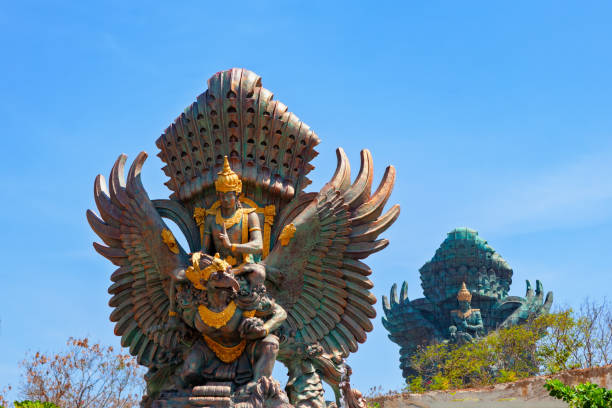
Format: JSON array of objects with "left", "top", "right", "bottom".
[
  {"left": 204, "top": 209, "right": 262, "bottom": 263},
  {"left": 194, "top": 303, "right": 254, "bottom": 345},
  {"left": 451, "top": 309, "right": 482, "bottom": 330}
]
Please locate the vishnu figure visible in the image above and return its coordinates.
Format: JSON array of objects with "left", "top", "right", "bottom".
[
  {"left": 448, "top": 282, "right": 484, "bottom": 344},
  {"left": 202, "top": 156, "right": 265, "bottom": 289}
]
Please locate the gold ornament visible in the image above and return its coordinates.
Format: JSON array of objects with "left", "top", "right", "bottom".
[
  {"left": 263, "top": 205, "right": 275, "bottom": 257},
  {"left": 186, "top": 253, "right": 233, "bottom": 290},
  {"left": 203, "top": 335, "right": 247, "bottom": 363},
  {"left": 193, "top": 198, "right": 275, "bottom": 258},
  {"left": 453, "top": 308, "right": 480, "bottom": 319},
  {"left": 279, "top": 223, "right": 296, "bottom": 246},
  {"left": 193, "top": 207, "right": 207, "bottom": 245},
  {"left": 215, "top": 156, "right": 242, "bottom": 194},
  {"left": 225, "top": 255, "right": 238, "bottom": 266},
  {"left": 201, "top": 308, "right": 258, "bottom": 362},
  {"left": 161, "top": 229, "right": 179, "bottom": 254},
  {"left": 215, "top": 207, "right": 247, "bottom": 229},
  {"left": 198, "top": 301, "right": 238, "bottom": 329},
  {"left": 457, "top": 282, "right": 472, "bottom": 302}
]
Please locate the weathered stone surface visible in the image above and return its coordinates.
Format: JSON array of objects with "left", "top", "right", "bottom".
[
  {"left": 367, "top": 365, "right": 612, "bottom": 408},
  {"left": 89, "top": 68, "right": 399, "bottom": 408}
]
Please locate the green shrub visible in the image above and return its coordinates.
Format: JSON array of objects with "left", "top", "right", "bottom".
[
  {"left": 13, "top": 402, "right": 61, "bottom": 408},
  {"left": 544, "top": 379, "right": 612, "bottom": 408}
]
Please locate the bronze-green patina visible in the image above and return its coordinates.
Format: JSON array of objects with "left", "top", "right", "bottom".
[{"left": 382, "top": 227, "right": 553, "bottom": 381}]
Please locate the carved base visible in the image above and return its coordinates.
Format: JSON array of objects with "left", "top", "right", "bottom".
[{"left": 142, "top": 377, "right": 292, "bottom": 408}]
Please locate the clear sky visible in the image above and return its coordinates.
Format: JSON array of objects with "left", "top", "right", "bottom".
[{"left": 1, "top": 0, "right": 612, "bottom": 401}]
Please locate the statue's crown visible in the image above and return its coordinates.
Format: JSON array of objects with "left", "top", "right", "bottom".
[
  {"left": 457, "top": 282, "right": 472, "bottom": 302},
  {"left": 207, "top": 253, "right": 232, "bottom": 274},
  {"left": 215, "top": 156, "right": 242, "bottom": 194},
  {"left": 186, "top": 253, "right": 233, "bottom": 290}
]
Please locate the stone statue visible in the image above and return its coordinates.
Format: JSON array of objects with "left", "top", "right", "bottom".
[
  {"left": 448, "top": 282, "right": 484, "bottom": 344},
  {"left": 381, "top": 227, "right": 553, "bottom": 382},
  {"left": 203, "top": 157, "right": 264, "bottom": 267},
  {"left": 87, "top": 68, "right": 400, "bottom": 408},
  {"left": 171, "top": 254, "right": 285, "bottom": 393}
]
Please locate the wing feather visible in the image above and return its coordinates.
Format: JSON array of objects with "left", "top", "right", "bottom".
[
  {"left": 88, "top": 153, "right": 190, "bottom": 366},
  {"left": 266, "top": 148, "right": 398, "bottom": 359}
]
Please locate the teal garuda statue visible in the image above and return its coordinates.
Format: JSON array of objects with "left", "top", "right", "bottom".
[
  {"left": 382, "top": 227, "right": 553, "bottom": 381},
  {"left": 87, "top": 68, "right": 399, "bottom": 408}
]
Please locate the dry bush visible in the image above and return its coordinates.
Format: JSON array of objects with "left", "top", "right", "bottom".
[{"left": 19, "top": 337, "right": 145, "bottom": 408}]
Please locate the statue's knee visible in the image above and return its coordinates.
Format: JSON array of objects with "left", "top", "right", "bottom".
[
  {"left": 262, "top": 341, "right": 279, "bottom": 354},
  {"left": 257, "top": 336, "right": 279, "bottom": 358}
]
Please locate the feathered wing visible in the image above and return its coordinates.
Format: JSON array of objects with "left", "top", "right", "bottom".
[
  {"left": 86, "top": 152, "right": 190, "bottom": 366},
  {"left": 382, "top": 282, "right": 443, "bottom": 348},
  {"left": 264, "top": 148, "right": 400, "bottom": 358},
  {"left": 382, "top": 282, "right": 443, "bottom": 377}
]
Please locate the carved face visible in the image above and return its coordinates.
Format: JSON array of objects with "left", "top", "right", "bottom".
[
  {"left": 458, "top": 300, "right": 471, "bottom": 312},
  {"left": 206, "top": 277, "right": 235, "bottom": 307},
  {"left": 218, "top": 191, "right": 237, "bottom": 211}
]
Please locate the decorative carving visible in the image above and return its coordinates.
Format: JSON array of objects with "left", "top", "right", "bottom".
[
  {"left": 279, "top": 224, "right": 296, "bottom": 246},
  {"left": 203, "top": 334, "right": 248, "bottom": 363},
  {"left": 215, "top": 156, "right": 243, "bottom": 193},
  {"left": 198, "top": 301, "right": 239, "bottom": 329},
  {"left": 161, "top": 229, "right": 179, "bottom": 254},
  {"left": 87, "top": 68, "right": 399, "bottom": 408},
  {"left": 382, "top": 227, "right": 553, "bottom": 382},
  {"left": 194, "top": 198, "right": 276, "bottom": 259}
]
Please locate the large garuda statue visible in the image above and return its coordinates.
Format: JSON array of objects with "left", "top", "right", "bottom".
[
  {"left": 382, "top": 227, "right": 553, "bottom": 381},
  {"left": 87, "top": 68, "right": 399, "bottom": 408}
]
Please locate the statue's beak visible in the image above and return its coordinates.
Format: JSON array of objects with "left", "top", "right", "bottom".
[{"left": 208, "top": 270, "right": 239, "bottom": 292}]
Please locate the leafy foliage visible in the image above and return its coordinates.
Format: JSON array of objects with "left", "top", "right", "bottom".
[
  {"left": 407, "top": 299, "right": 612, "bottom": 392},
  {"left": 13, "top": 402, "right": 61, "bottom": 408},
  {"left": 17, "top": 337, "right": 145, "bottom": 408},
  {"left": 544, "top": 379, "right": 612, "bottom": 408}
]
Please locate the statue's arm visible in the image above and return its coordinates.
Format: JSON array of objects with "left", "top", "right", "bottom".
[
  {"left": 261, "top": 301, "right": 287, "bottom": 335},
  {"left": 231, "top": 212, "right": 263, "bottom": 255},
  {"left": 468, "top": 312, "right": 484, "bottom": 331},
  {"left": 203, "top": 215, "right": 213, "bottom": 253}
]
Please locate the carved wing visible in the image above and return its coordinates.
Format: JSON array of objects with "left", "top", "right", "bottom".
[
  {"left": 382, "top": 282, "right": 443, "bottom": 348},
  {"left": 382, "top": 282, "right": 444, "bottom": 376},
  {"left": 497, "top": 279, "right": 553, "bottom": 329},
  {"left": 264, "top": 148, "right": 400, "bottom": 358},
  {"left": 86, "top": 152, "right": 190, "bottom": 366}
]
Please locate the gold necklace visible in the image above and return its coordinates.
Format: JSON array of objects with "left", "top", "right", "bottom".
[
  {"left": 198, "top": 301, "right": 237, "bottom": 329},
  {"left": 215, "top": 208, "right": 244, "bottom": 229},
  {"left": 455, "top": 309, "right": 473, "bottom": 319}
]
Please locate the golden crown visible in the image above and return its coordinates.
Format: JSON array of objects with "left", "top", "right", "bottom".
[
  {"left": 457, "top": 282, "right": 472, "bottom": 302},
  {"left": 186, "top": 253, "right": 232, "bottom": 290},
  {"left": 215, "top": 156, "right": 242, "bottom": 194}
]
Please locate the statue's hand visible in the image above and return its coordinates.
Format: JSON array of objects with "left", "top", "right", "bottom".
[
  {"left": 239, "top": 317, "right": 266, "bottom": 340},
  {"left": 217, "top": 224, "right": 232, "bottom": 249}
]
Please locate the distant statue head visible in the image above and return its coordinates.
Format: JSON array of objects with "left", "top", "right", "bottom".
[
  {"left": 215, "top": 156, "right": 242, "bottom": 210},
  {"left": 457, "top": 282, "right": 472, "bottom": 312}
]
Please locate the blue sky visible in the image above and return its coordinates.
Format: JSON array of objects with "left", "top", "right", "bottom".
[{"left": 1, "top": 0, "right": 612, "bottom": 400}]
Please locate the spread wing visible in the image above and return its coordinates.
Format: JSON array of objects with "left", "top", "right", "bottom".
[
  {"left": 86, "top": 152, "right": 190, "bottom": 366},
  {"left": 264, "top": 148, "right": 400, "bottom": 358}
]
